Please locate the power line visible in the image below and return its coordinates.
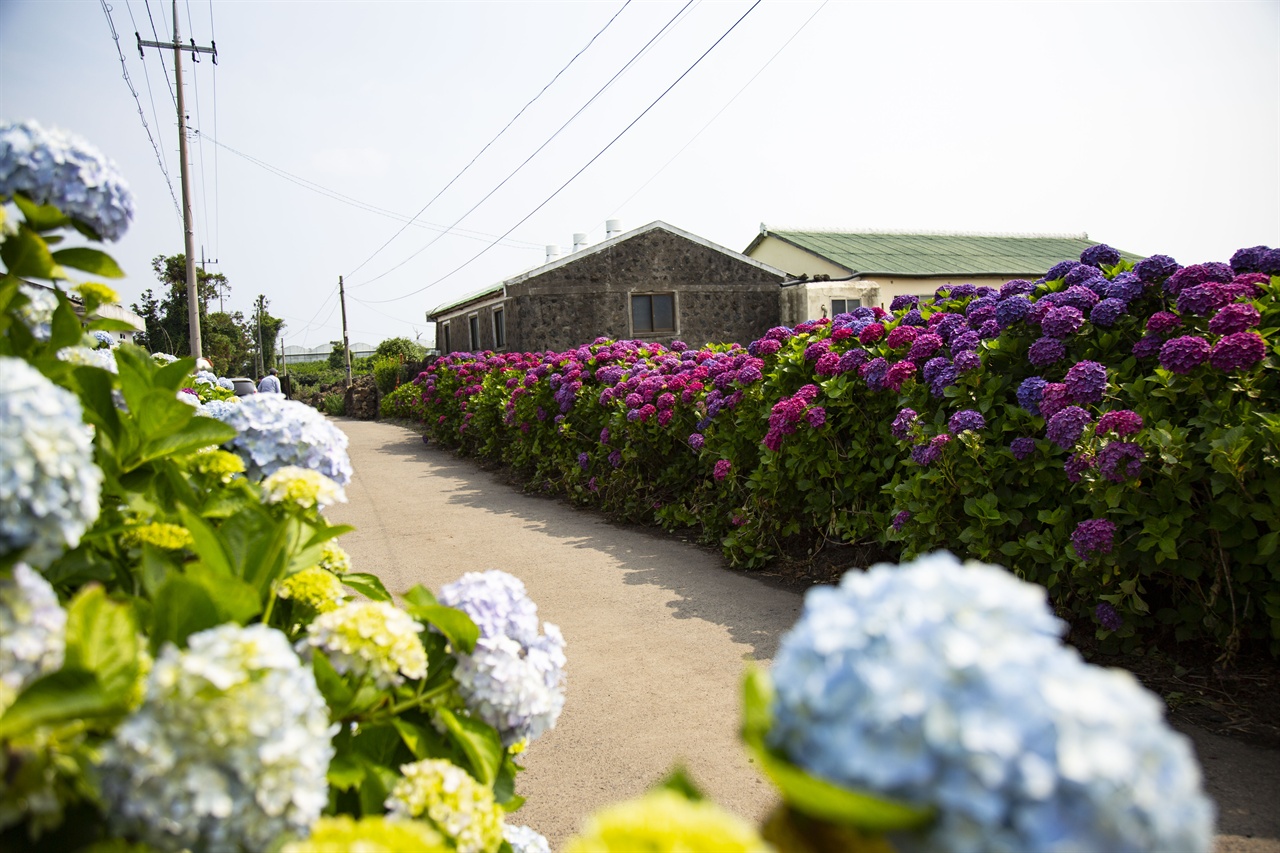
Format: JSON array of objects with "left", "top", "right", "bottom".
[
  {"left": 193, "top": 131, "right": 545, "bottom": 250},
  {"left": 602, "top": 0, "right": 828, "bottom": 226},
  {"left": 207, "top": 0, "right": 220, "bottom": 256},
  {"left": 142, "top": 0, "right": 177, "bottom": 108},
  {"left": 348, "top": 0, "right": 699, "bottom": 291},
  {"left": 343, "top": 0, "right": 634, "bottom": 280},
  {"left": 100, "top": 0, "right": 182, "bottom": 219},
  {"left": 123, "top": 0, "right": 175, "bottom": 182},
  {"left": 362, "top": 0, "right": 764, "bottom": 306}
]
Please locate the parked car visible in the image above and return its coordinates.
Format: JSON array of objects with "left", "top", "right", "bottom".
[{"left": 231, "top": 377, "right": 257, "bottom": 397}]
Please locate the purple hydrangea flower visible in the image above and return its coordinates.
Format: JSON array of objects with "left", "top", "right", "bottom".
[
  {"left": 608, "top": 450, "right": 622, "bottom": 468},
  {"left": 948, "top": 409, "right": 985, "bottom": 435},
  {"left": 1229, "top": 245, "right": 1271, "bottom": 274},
  {"left": 1095, "top": 602, "right": 1124, "bottom": 631},
  {"left": 806, "top": 407, "right": 827, "bottom": 428},
  {"left": 1065, "top": 266, "right": 1105, "bottom": 289},
  {"left": 1098, "top": 441, "right": 1144, "bottom": 482},
  {"left": 891, "top": 408, "right": 918, "bottom": 440},
  {"left": 901, "top": 308, "right": 926, "bottom": 327},
  {"left": 890, "top": 510, "right": 911, "bottom": 531},
  {"left": 1010, "top": 437, "right": 1036, "bottom": 460},
  {"left": 1159, "top": 336, "right": 1211, "bottom": 374},
  {"left": 1208, "top": 331, "right": 1267, "bottom": 372},
  {"left": 1096, "top": 410, "right": 1143, "bottom": 437},
  {"left": 1132, "top": 334, "right": 1164, "bottom": 359},
  {"left": 954, "top": 350, "right": 982, "bottom": 373},
  {"left": 1208, "top": 303, "right": 1261, "bottom": 337},
  {"left": 1176, "top": 284, "right": 1230, "bottom": 317},
  {"left": 928, "top": 364, "right": 959, "bottom": 398},
  {"left": 951, "top": 331, "right": 982, "bottom": 351},
  {"left": 1090, "top": 299, "right": 1127, "bottom": 328},
  {"left": 1042, "top": 260, "right": 1081, "bottom": 282},
  {"left": 1041, "top": 306, "right": 1085, "bottom": 339},
  {"left": 1013, "top": 379, "right": 1044, "bottom": 414},
  {"left": 907, "top": 333, "right": 944, "bottom": 362},
  {"left": 1104, "top": 272, "right": 1144, "bottom": 302},
  {"left": 995, "top": 296, "right": 1033, "bottom": 327},
  {"left": 838, "top": 349, "right": 870, "bottom": 374},
  {"left": 1038, "top": 383, "right": 1071, "bottom": 420},
  {"left": 922, "top": 357, "right": 950, "bottom": 385},
  {"left": 1046, "top": 406, "right": 1093, "bottom": 449},
  {"left": 1071, "top": 519, "right": 1116, "bottom": 561},
  {"left": 1064, "top": 451, "right": 1096, "bottom": 483},
  {"left": 889, "top": 295, "right": 918, "bottom": 311},
  {"left": 577, "top": 452, "right": 589, "bottom": 471},
  {"left": 910, "top": 444, "right": 941, "bottom": 466},
  {"left": 1063, "top": 360, "right": 1108, "bottom": 404},
  {"left": 1134, "top": 254, "right": 1179, "bottom": 285},
  {"left": 1164, "top": 262, "right": 1232, "bottom": 297},
  {"left": 687, "top": 433, "right": 704, "bottom": 450},
  {"left": 1028, "top": 336, "right": 1066, "bottom": 367},
  {"left": 998, "top": 279, "right": 1035, "bottom": 299},
  {"left": 1146, "top": 312, "right": 1182, "bottom": 335},
  {"left": 1081, "top": 244, "right": 1121, "bottom": 268},
  {"left": 859, "top": 357, "right": 890, "bottom": 391}
]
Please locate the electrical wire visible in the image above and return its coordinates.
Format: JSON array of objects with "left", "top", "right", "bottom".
[
  {"left": 362, "top": 0, "right": 763, "bottom": 306},
  {"left": 142, "top": 0, "right": 177, "bottom": 108},
  {"left": 348, "top": 0, "right": 698, "bottom": 291},
  {"left": 344, "top": 0, "right": 634, "bottom": 280},
  {"left": 122, "top": 0, "right": 173, "bottom": 179},
  {"left": 183, "top": 0, "right": 214, "bottom": 257},
  {"left": 101, "top": 0, "right": 182, "bottom": 219},
  {"left": 207, "top": 0, "right": 220, "bottom": 257},
  {"left": 601, "top": 0, "right": 828, "bottom": 227},
  {"left": 193, "top": 132, "right": 545, "bottom": 250}
]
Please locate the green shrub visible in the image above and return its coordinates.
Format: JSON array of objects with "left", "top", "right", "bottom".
[
  {"left": 373, "top": 356, "right": 400, "bottom": 394},
  {"left": 322, "top": 392, "right": 345, "bottom": 416}
]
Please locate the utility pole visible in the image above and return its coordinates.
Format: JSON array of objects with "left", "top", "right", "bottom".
[
  {"left": 138, "top": 2, "right": 217, "bottom": 359},
  {"left": 339, "top": 276, "right": 353, "bottom": 388},
  {"left": 255, "top": 294, "right": 266, "bottom": 379}
]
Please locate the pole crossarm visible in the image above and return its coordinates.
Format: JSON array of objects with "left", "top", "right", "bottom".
[{"left": 137, "top": 36, "right": 218, "bottom": 64}]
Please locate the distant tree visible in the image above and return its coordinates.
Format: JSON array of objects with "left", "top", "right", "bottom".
[
  {"left": 327, "top": 339, "right": 347, "bottom": 371},
  {"left": 131, "top": 253, "right": 228, "bottom": 356},
  {"left": 249, "top": 295, "right": 285, "bottom": 377},
  {"left": 374, "top": 337, "right": 427, "bottom": 362},
  {"left": 203, "top": 311, "right": 252, "bottom": 376}
]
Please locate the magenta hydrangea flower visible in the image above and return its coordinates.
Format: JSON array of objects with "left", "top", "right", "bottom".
[
  {"left": 814, "top": 352, "right": 841, "bottom": 377},
  {"left": 1146, "top": 312, "right": 1182, "bottom": 335},
  {"left": 1046, "top": 406, "right": 1092, "bottom": 449},
  {"left": 859, "top": 323, "right": 885, "bottom": 345},
  {"left": 906, "top": 333, "right": 944, "bottom": 362},
  {"left": 1071, "top": 519, "right": 1116, "bottom": 561},
  {"left": 1010, "top": 437, "right": 1036, "bottom": 460},
  {"left": 1208, "top": 331, "right": 1266, "bottom": 372},
  {"left": 1038, "top": 383, "right": 1071, "bottom": 420},
  {"left": 757, "top": 339, "right": 782, "bottom": 356},
  {"left": 1041, "top": 306, "right": 1085, "bottom": 339},
  {"left": 713, "top": 459, "right": 731, "bottom": 482},
  {"left": 1159, "top": 336, "right": 1211, "bottom": 374},
  {"left": 1098, "top": 441, "right": 1144, "bottom": 482},
  {"left": 886, "top": 326, "right": 918, "bottom": 349},
  {"left": 1096, "top": 410, "right": 1143, "bottom": 437},
  {"left": 1028, "top": 337, "right": 1066, "bottom": 367},
  {"left": 948, "top": 409, "right": 985, "bottom": 435},
  {"left": 884, "top": 360, "right": 917, "bottom": 391},
  {"left": 1063, "top": 360, "right": 1108, "bottom": 404}
]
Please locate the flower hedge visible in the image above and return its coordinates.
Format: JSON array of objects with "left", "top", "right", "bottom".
[{"left": 392, "top": 247, "right": 1280, "bottom": 660}]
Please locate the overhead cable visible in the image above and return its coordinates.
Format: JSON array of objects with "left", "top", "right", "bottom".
[
  {"left": 362, "top": 0, "right": 763, "bottom": 305},
  {"left": 344, "top": 0, "right": 635, "bottom": 280}
]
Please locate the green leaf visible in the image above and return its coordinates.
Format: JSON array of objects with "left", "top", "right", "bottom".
[
  {"left": 405, "top": 603, "right": 479, "bottom": 655},
  {"left": 656, "top": 765, "right": 705, "bottom": 801},
  {"left": 435, "top": 707, "right": 503, "bottom": 786},
  {"left": 184, "top": 561, "right": 262, "bottom": 624},
  {"left": 50, "top": 247, "right": 125, "bottom": 278},
  {"left": 87, "top": 318, "right": 140, "bottom": 333},
  {"left": 0, "top": 669, "right": 110, "bottom": 738},
  {"left": 179, "top": 508, "right": 233, "bottom": 576},
  {"left": 327, "top": 753, "right": 366, "bottom": 791},
  {"left": 137, "top": 416, "right": 236, "bottom": 467},
  {"left": 0, "top": 223, "right": 61, "bottom": 278},
  {"left": 403, "top": 584, "right": 439, "bottom": 608},
  {"left": 12, "top": 193, "right": 71, "bottom": 231},
  {"left": 311, "top": 648, "right": 354, "bottom": 709},
  {"left": 150, "top": 576, "right": 222, "bottom": 654},
  {"left": 341, "top": 572, "right": 393, "bottom": 603},
  {"left": 392, "top": 717, "right": 446, "bottom": 760},
  {"left": 63, "top": 586, "right": 140, "bottom": 705}
]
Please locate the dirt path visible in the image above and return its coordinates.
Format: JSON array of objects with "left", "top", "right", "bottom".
[{"left": 325, "top": 418, "right": 1280, "bottom": 851}]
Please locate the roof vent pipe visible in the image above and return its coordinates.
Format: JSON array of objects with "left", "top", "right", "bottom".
[
  {"left": 546, "top": 245, "right": 561, "bottom": 263},
  {"left": 572, "top": 232, "right": 588, "bottom": 252},
  {"left": 605, "top": 219, "right": 622, "bottom": 239}
]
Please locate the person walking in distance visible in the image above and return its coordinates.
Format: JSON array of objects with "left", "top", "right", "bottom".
[{"left": 258, "top": 367, "right": 282, "bottom": 394}]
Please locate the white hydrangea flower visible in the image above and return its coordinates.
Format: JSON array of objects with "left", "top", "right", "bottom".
[
  {"left": 386, "top": 759, "right": 504, "bottom": 853},
  {"left": 317, "top": 540, "right": 352, "bottom": 575},
  {"left": 439, "top": 570, "right": 566, "bottom": 746},
  {"left": 504, "top": 822, "right": 551, "bottom": 853},
  {"left": 0, "top": 357, "right": 102, "bottom": 568},
  {"left": 16, "top": 284, "right": 58, "bottom": 341},
  {"left": 177, "top": 389, "right": 201, "bottom": 407},
  {"left": 207, "top": 393, "right": 353, "bottom": 486},
  {"left": 99, "top": 623, "right": 337, "bottom": 852},
  {"left": 261, "top": 465, "right": 347, "bottom": 509},
  {"left": 0, "top": 119, "right": 135, "bottom": 241},
  {"left": 198, "top": 398, "right": 240, "bottom": 421},
  {"left": 0, "top": 564, "right": 67, "bottom": 713},
  {"left": 767, "top": 551, "right": 1215, "bottom": 853},
  {"left": 151, "top": 352, "right": 178, "bottom": 365},
  {"left": 304, "top": 601, "right": 427, "bottom": 688},
  {"left": 57, "top": 344, "right": 117, "bottom": 373}
]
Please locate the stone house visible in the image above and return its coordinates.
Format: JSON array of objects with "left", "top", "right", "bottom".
[
  {"left": 427, "top": 221, "right": 788, "bottom": 354},
  {"left": 744, "top": 228, "right": 1143, "bottom": 322}
]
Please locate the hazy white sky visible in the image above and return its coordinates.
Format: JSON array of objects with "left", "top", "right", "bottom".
[{"left": 2, "top": 0, "right": 1277, "bottom": 351}]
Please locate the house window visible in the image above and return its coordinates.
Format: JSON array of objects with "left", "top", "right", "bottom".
[
  {"left": 832, "top": 298, "right": 861, "bottom": 315},
  {"left": 468, "top": 315, "right": 480, "bottom": 350},
  {"left": 442, "top": 323, "right": 451, "bottom": 353},
  {"left": 631, "top": 293, "right": 675, "bottom": 334},
  {"left": 492, "top": 307, "right": 506, "bottom": 349}
]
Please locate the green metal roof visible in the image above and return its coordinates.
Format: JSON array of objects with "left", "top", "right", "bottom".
[{"left": 760, "top": 231, "right": 1143, "bottom": 277}]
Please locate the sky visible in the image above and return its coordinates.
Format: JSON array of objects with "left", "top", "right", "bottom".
[{"left": 2, "top": 0, "right": 1277, "bottom": 353}]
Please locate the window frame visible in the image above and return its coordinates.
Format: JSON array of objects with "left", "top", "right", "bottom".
[
  {"left": 468, "top": 314, "right": 480, "bottom": 351},
  {"left": 441, "top": 322, "right": 451, "bottom": 354},
  {"left": 831, "top": 297, "right": 861, "bottom": 315},
  {"left": 630, "top": 291, "right": 677, "bottom": 336},
  {"left": 492, "top": 306, "right": 506, "bottom": 350}
]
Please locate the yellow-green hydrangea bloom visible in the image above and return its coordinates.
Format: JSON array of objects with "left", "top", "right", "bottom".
[
  {"left": 279, "top": 567, "right": 346, "bottom": 614},
  {"left": 261, "top": 465, "right": 347, "bottom": 509},
  {"left": 191, "top": 446, "right": 245, "bottom": 483},
  {"left": 304, "top": 601, "right": 427, "bottom": 688},
  {"left": 563, "top": 789, "right": 772, "bottom": 853},
  {"left": 386, "top": 759, "right": 504, "bottom": 853},
  {"left": 72, "top": 281, "right": 120, "bottom": 307},
  {"left": 123, "top": 522, "right": 193, "bottom": 551},
  {"left": 282, "top": 815, "right": 447, "bottom": 852},
  {"left": 318, "top": 541, "right": 351, "bottom": 574}
]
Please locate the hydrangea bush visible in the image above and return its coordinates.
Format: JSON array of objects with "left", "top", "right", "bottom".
[
  {"left": 399, "top": 243, "right": 1279, "bottom": 659},
  {"left": 1, "top": 123, "right": 553, "bottom": 851}
]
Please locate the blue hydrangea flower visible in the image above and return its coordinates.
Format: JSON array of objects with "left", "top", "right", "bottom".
[
  {"left": 767, "top": 552, "right": 1214, "bottom": 853},
  {"left": 0, "top": 120, "right": 135, "bottom": 241},
  {"left": 209, "top": 394, "right": 352, "bottom": 486},
  {"left": 15, "top": 285, "right": 58, "bottom": 341},
  {"left": 439, "top": 570, "right": 567, "bottom": 746},
  {"left": 1, "top": 357, "right": 103, "bottom": 568}
]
